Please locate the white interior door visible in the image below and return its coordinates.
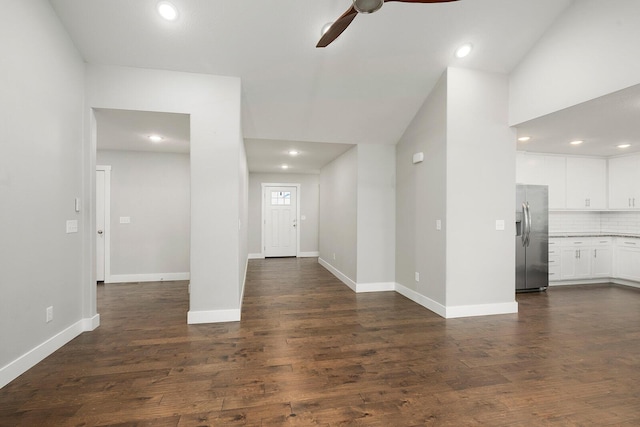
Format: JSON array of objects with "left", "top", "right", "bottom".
[
  {"left": 264, "top": 186, "right": 298, "bottom": 257},
  {"left": 96, "top": 166, "right": 111, "bottom": 282},
  {"left": 96, "top": 169, "right": 105, "bottom": 281}
]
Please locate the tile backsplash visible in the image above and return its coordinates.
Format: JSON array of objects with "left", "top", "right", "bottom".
[{"left": 549, "top": 211, "right": 640, "bottom": 234}]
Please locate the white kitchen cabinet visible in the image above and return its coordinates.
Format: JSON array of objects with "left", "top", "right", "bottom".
[
  {"left": 608, "top": 154, "right": 640, "bottom": 209},
  {"left": 560, "top": 239, "right": 592, "bottom": 280},
  {"left": 565, "top": 157, "right": 607, "bottom": 209},
  {"left": 614, "top": 239, "right": 640, "bottom": 281},
  {"left": 516, "top": 152, "right": 566, "bottom": 209},
  {"left": 591, "top": 238, "right": 613, "bottom": 278},
  {"left": 548, "top": 238, "right": 561, "bottom": 281}
]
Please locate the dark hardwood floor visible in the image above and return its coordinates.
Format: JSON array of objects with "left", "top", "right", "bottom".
[{"left": 1, "top": 258, "right": 639, "bottom": 426}]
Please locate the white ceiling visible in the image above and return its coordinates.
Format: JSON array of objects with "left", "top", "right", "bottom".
[
  {"left": 515, "top": 83, "right": 640, "bottom": 158},
  {"left": 50, "top": 0, "right": 572, "bottom": 148},
  {"left": 245, "top": 139, "right": 354, "bottom": 174}
]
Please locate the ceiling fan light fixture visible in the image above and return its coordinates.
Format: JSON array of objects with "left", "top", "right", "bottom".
[
  {"left": 352, "top": 0, "right": 384, "bottom": 14},
  {"left": 455, "top": 43, "right": 473, "bottom": 59},
  {"left": 157, "top": 1, "right": 178, "bottom": 21},
  {"left": 321, "top": 22, "right": 333, "bottom": 36}
]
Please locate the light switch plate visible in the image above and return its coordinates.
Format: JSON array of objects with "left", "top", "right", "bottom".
[
  {"left": 119, "top": 217, "right": 131, "bottom": 224},
  {"left": 436, "top": 220, "right": 442, "bottom": 230},
  {"left": 496, "top": 219, "right": 505, "bottom": 231},
  {"left": 66, "top": 220, "right": 78, "bottom": 233}
]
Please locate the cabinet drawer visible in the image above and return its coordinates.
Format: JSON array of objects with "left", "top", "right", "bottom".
[
  {"left": 593, "top": 237, "right": 612, "bottom": 246},
  {"left": 618, "top": 240, "right": 639, "bottom": 247},
  {"left": 549, "top": 265, "right": 561, "bottom": 280}
]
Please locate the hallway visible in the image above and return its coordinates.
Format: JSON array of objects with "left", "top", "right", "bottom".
[{"left": 1, "top": 258, "right": 639, "bottom": 425}]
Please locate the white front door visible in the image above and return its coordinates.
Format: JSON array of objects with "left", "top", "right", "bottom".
[
  {"left": 96, "top": 169, "right": 106, "bottom": 281},
  {"left": 264, "top": 186, "right": 297, "bottom": 257}
]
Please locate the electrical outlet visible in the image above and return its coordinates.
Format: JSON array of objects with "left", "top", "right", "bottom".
[
  {"left": 46, "top": 306, "right": 53, "bottom": 323},
  {"left": 332, "top": 253, "right": 336, "bottom": 260},
  {"left": 415, "top": 272, "right": 420, "bottom": 282}
]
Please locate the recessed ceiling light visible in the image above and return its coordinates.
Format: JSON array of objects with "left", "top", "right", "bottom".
[
  {"left": 455, "top": 43, "right": 473, "bottom": 59},
  {"left": 288, "top": 150, "right": 299, "bottom": 156},
  {"left": 157, "top": 1, "right": 178, "bottom": 21},
  {"left": 281, "top": 164, "right": 289, "bottom": 170},
  {"left": 570, "top": 140, "right": 584, "bottom": 145},
  {"left": 518, "top": 136, "right": 531, "bottom": 142},
  {"left": 618, "top": 144, "right": 631, "bottom": 149},
  {"left": 148, "top": 135, "right": 164, "bottom": 142},
  {"left": 321, "top": 22, "right": 333, "bottom": 36}
]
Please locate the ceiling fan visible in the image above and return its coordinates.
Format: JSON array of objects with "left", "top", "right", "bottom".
[{"left": 317, "top": 0, "right": 460, "bottom": 48}]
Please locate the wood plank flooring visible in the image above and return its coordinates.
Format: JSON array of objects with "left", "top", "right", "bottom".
[{"left": 1, "top": 257, "right": 639, "bottom": 426}]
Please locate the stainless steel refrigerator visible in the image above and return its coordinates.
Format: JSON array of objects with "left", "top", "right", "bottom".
[{"left": 516, "top": 184, "right": 549, "bottom": 292}]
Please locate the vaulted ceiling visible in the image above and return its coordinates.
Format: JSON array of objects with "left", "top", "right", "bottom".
[{"left": 51, "top": 0, "right": 572, "bottom": 148}]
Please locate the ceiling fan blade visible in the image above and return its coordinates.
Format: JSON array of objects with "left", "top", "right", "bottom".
[{"left": 316, "top": 5, "right": 359, "bottom": 48}]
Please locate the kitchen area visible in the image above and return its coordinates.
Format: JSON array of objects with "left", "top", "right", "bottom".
[{"left": 516, "top": 150, "right": 640, "bottom": 289}]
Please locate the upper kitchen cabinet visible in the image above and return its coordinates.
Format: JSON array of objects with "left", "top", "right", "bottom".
[
  {"left": 608, "top": 154, "right": 640, "bottom": 209},
  {"left": 516, "top": 152, "right": 566, "bottom": 209},
  {"left": 565, "top": 157, "right": 607, "bottom": 209}
]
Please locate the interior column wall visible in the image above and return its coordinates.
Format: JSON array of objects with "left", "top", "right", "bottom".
[{"left": 85, "top": 64, "right": 245, "bottom": 323}]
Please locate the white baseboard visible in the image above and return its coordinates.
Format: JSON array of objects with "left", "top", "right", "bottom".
[
  {"left": 107, "top": 272, "right": 190, "bottom": 283},
  {"left": 357, "top": 282, "right": 396, "bottom": 293},
  {"left": 187, "top": 309, "right": 241, "bottom": 324},
  {"left": 445, "top": 301, "right": 518, "bottom": 319},
  {"left": 612, "top": 279, "right": 640, "bottom": 289},
  {"left": 318, "top": 257, "right": 357, "bottom": 292},
  {"left": 0, "top": 316, "right": 97, "bottom": 389},
  {"left": 395, "top": 283, "right": 447, "bottom": 318},
  {"left": 299, "top": 251, "right": 320, "bottom": 258},
  {"left": 248, "top": 253, "right": 264, "bottom": 259}
]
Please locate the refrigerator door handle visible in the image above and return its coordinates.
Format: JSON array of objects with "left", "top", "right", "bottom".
[
  {"left": 521, "top": 202, "right": 528, "bottom": 246},
  {"left": 524, "top": 202, "right": 532, "bottom": 247}
]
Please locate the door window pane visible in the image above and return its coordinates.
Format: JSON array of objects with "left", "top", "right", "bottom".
[{"left": 271, "top": 191, "right": 291, "bottom": 205}]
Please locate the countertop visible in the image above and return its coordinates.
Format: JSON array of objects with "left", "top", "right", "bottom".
[{"left": 549, "top": 233, "right": 640, "bottom": 238}]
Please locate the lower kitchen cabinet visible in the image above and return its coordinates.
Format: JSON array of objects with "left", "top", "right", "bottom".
[
  {"left": 615, "top": 239, "right": 640, "bottom": 281},
  {"left": 591, "top": 239, "right": 613, "bottom": 278},
  {"left": 551, "top": 237, "right": 614, "bottom": 282},
  {"left": 559, "top": 239, "right": 592, "bottom": 280}
]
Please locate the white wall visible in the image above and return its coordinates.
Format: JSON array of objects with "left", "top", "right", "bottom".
[
  {"left": 96, "top": 150, "right": 190, "bottom": 280},
  {"left": 396, "top": 72, "right": 448, "bottom": 306},
  {"left": 0, "top": 0, "right": 88, "bottom": 388},
  {"left": 356, "top": 145, "right": 396, "bottom": 286},
  {"left": 248, "top": 173, "right": 319, "bottom": 256},
  {"left": 394, "top": 68, "right": 517, "bottom": 318},
  {"left": 446, "top": 68, "right": 516, "bottom": 311},
  {"left": 319, "top": 147, "right": 358, "bottom": 284},
  {"left": 85, "top": 65, "right": 245, "bottom": 324},
  {"left": 510, "top": 0, "right": 640, "bottom": 125}
]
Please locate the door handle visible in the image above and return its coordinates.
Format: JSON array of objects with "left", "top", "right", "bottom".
[{"left": 97, "top": 230, "right": 103, "bottom": 235}]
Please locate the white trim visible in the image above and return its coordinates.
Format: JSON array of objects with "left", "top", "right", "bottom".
[
  {"left": 395, "top": 283, "right": 447, "bottom": 318},
  {"left": 299, "top": 251, "right": 319, "bottom": 258},
  {"left": 261, "top": 183, "right": 301, "bottom": 258},
  {"left": 0, "top": 317, "right": 97, "bottom": 389},
  {"left": 318, "top": 257, "right": 357, "bottom": 292},
  {"left": 356, "top": 282, "right": 396, "bottom": 293},
  {"left": 549, "top": 279, "right": 610, "bottom": 286},
  {"left": 82, "top": 314, "right": 100, "bottom": 331},
  {"left": 240, "top": 257, "right": 248, "bottom": 306},
  {"left": 248, "top": 253, "right": 265, "bottom": 259},
  {"left": 612, "top": 279, "right": 640, "bottom": 289},
  {"left": 96, "top": 165, "right": 111, "bottom": 283},
  {"left": 444, "top": 301, "right": 518, "bottom": 319},
  {"left": 107, "top": 272, "right": 190, "bottom": 283},
  {"left": 187, "top": 309, "right": 241, "bottom": 324}
]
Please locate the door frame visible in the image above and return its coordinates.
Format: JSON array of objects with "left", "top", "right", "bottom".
[
  {"left": 261, "top": 183, "right": 301, "bottom": 258},
  {"left": 96, "top": 165, "right": 112, "bottom": 283}
]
